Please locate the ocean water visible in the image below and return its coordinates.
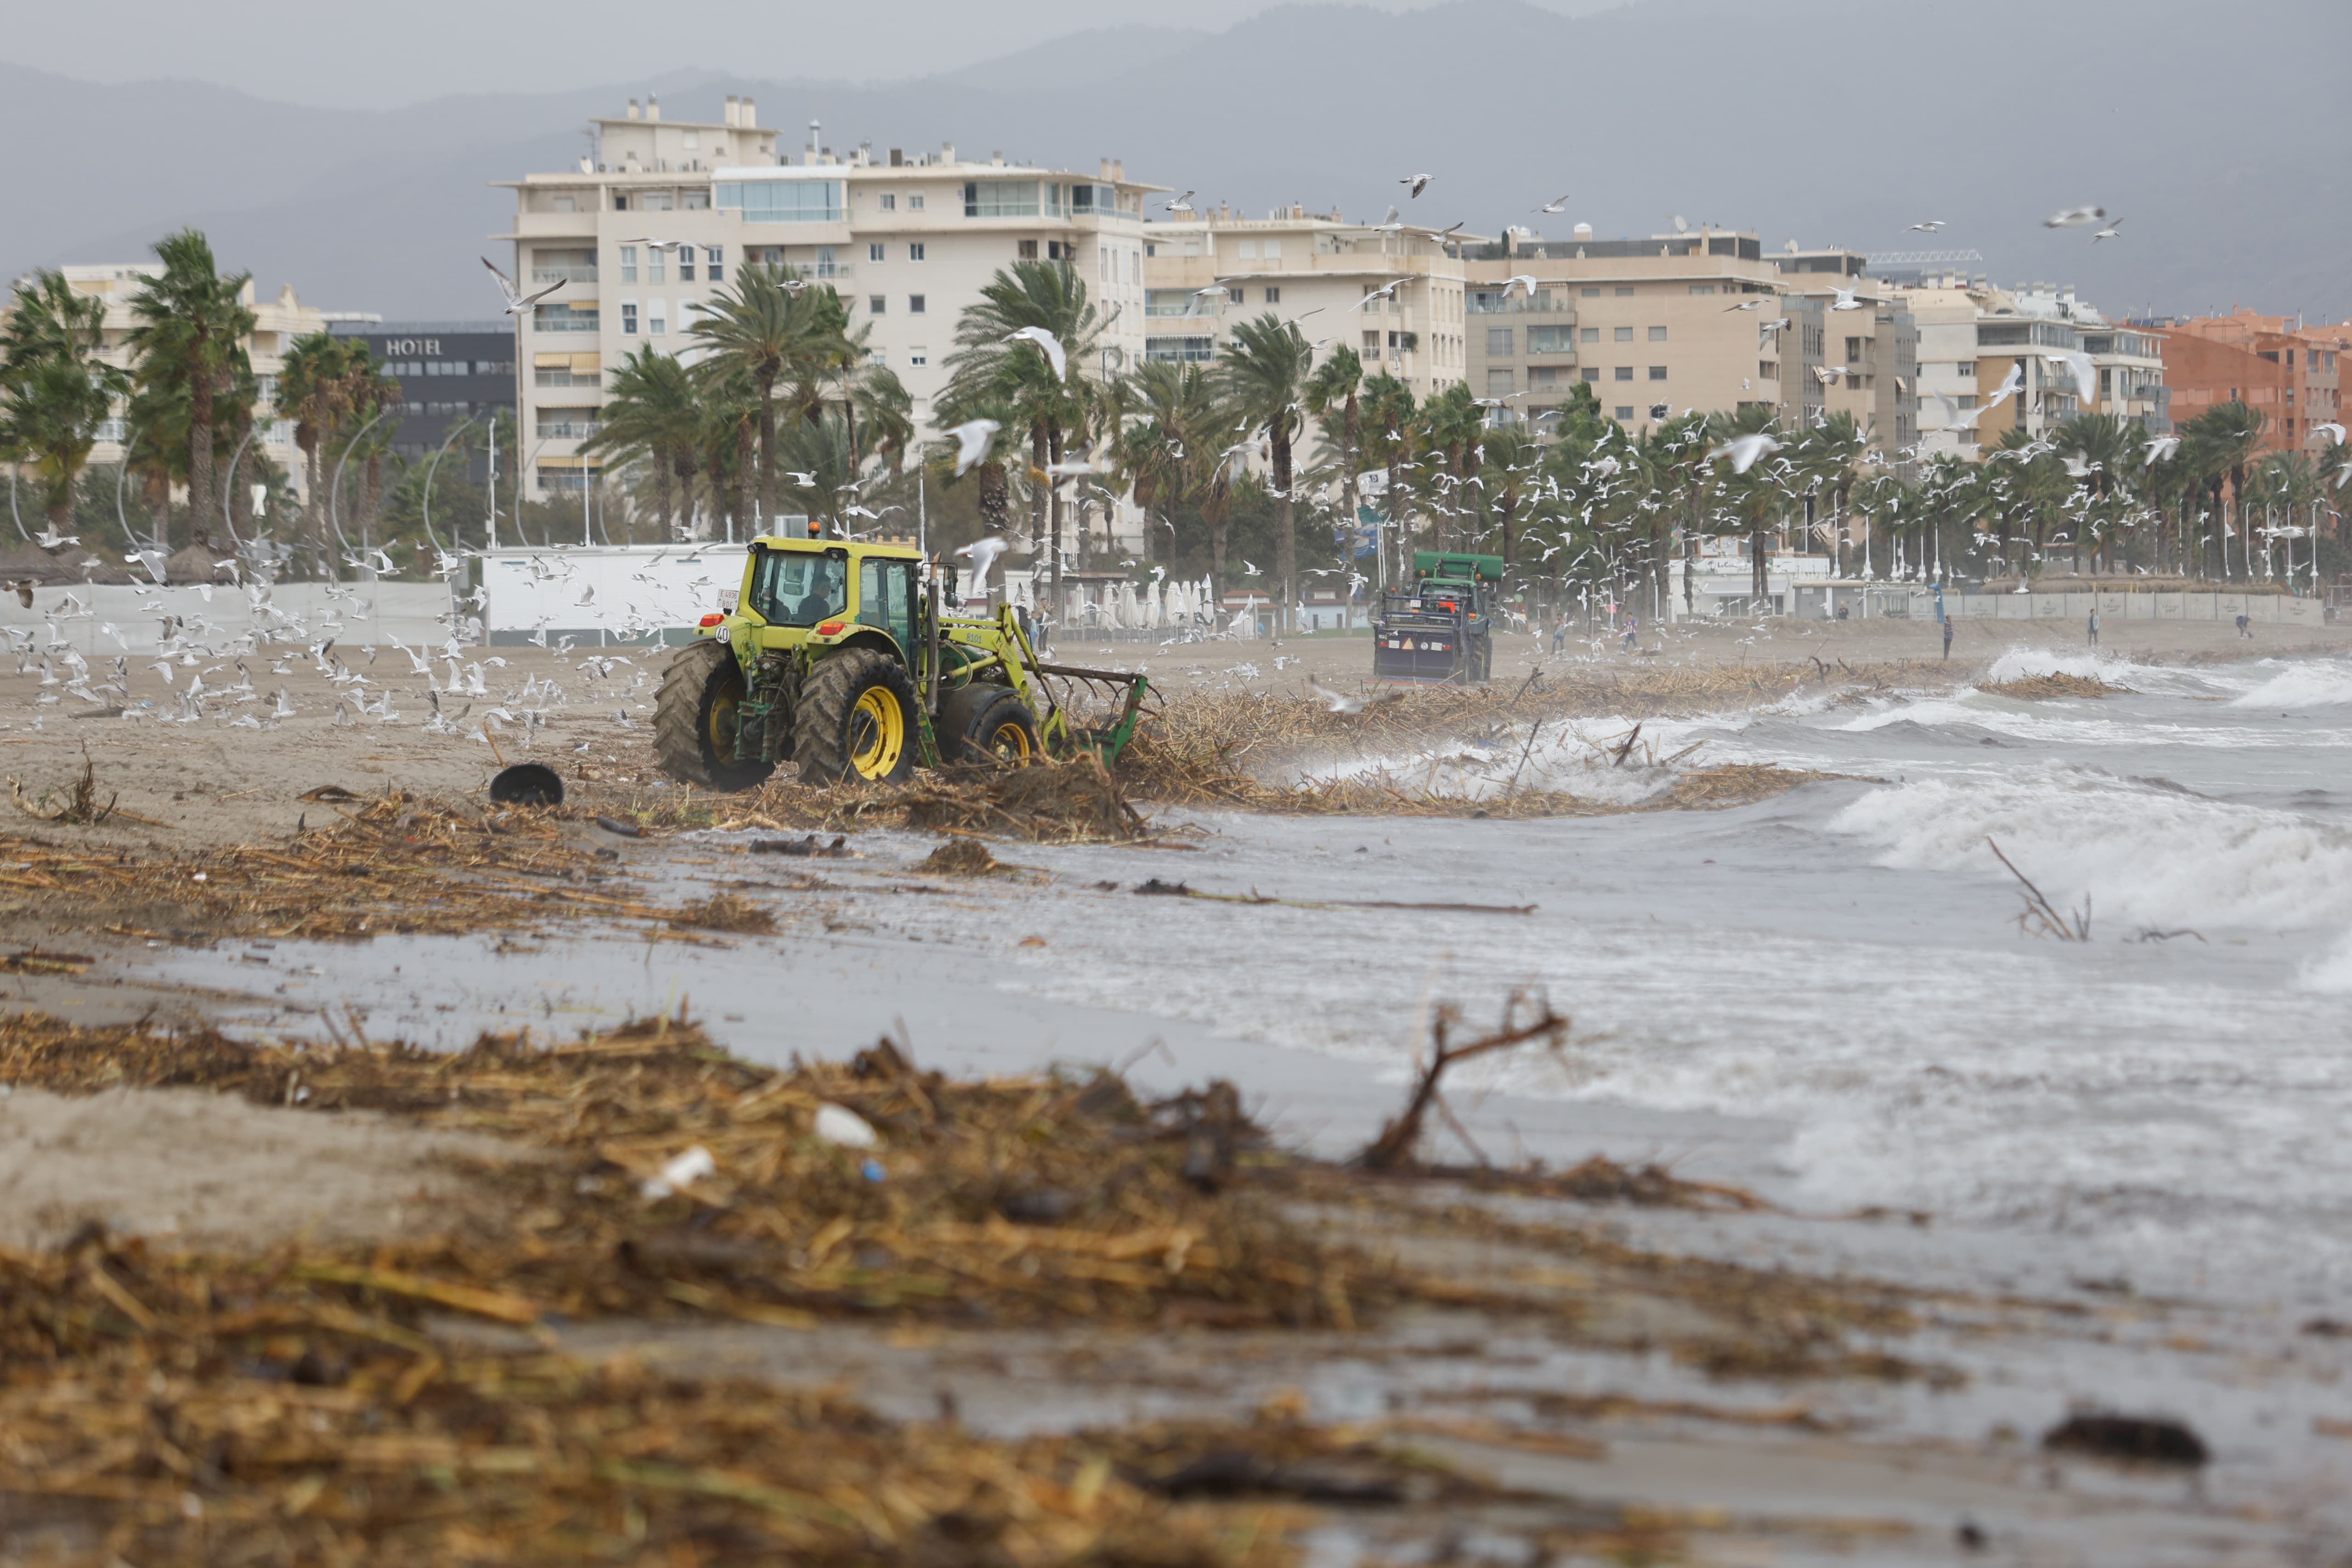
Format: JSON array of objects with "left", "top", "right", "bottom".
[{"left": 957, "top": 652, "right": 2352, "bottom": 1312}]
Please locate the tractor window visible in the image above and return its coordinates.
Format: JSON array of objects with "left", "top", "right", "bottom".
[
  {"left": 749, "top": 547, "right": 848, "bottom": 627},
  {"left": 856, "top": 557, "right": 914, "bottom": 648}
]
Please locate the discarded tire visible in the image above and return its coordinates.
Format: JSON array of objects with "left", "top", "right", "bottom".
[{"left": 489, "top": 763, "right": 564, "bottom": 806}]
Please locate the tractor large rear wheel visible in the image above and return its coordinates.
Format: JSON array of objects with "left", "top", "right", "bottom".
[
  {"left": 794, "top": 648, "right": 919, "bottom": 785},
  {"left": 655, "top": 639, "right": 774, "bottom": 791}
]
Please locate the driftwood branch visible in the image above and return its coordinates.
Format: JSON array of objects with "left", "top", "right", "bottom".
[
  {"left": 1986, "top": 836, "right": 2090, "bottom": 941},
  {"left": 1357, "top": 991, "right": 1569, "bottom": 1172}
]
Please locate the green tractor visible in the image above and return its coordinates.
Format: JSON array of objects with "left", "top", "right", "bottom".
[
  {"left": 656, "top": 535, "right": 1151, "bottom": 789},
  {"left": 1370, "top": 550, "right": 1504, "bottom": 684}
]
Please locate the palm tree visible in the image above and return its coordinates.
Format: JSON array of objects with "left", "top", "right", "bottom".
[
  {"left": 1305, "top": 345, "right": 1364, "bottom": 553},
  {"left": 582, "top": 346, "right": 701, "bottom": 538},
  {"left": 2053, "top": 412, "right": 2145, "bottom": 574},
  {"left": 124, "top": 230, "right": 256, "bottom": 545},
  {"left": 1113, "top": 360, "right": 1217, "bottom": 572},
  {"left": 688, "top": 262, "right": 842, "bottom": 526},
  {"left": 0, "top": 270, "right": 127, "bottom": 535},
  {"left": 1795, "top": 412, "right": 1867, "bottom": 574},
  {"left": 276, "top": 331, "right": 361, "bottom": 570},
  {"left": 1216, "top": 313, "right": 1315, "bottom": 625},
  {"left": 944, "top": 261, "right": 1104, "bottom": 609},
  {"left": 2188, "top": 402, "right": 2265, "bottom": 580},
  {"left": 1358, "top": 374, "right": 1417, "bottom": 587}
]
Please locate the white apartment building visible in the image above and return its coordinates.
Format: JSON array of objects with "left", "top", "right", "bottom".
[
  {"left": 499, "top": 95, "right": 1159, "bottom": 501},
  {"left": 1135, "top": 206, "right": 1473, "bottom": 405},
  {"left": 19, "top": 263, "right": 322, "bottom": 501},
  {"left": 1891, "top": 275, "right": 2164, "bottom": 461}
]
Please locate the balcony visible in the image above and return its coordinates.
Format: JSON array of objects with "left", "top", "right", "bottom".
[
  {"left": 536, "top": 420, "right": 602, "bottom": 440},
  {"left": 533, "top": 266, "right": 599, "bottom": 284},
  {"left": 534, "top": 306, "right": 600, "bottom": 334},
  {"left": 1468, "top": 293, "right": 1566, "bottom": 315}
]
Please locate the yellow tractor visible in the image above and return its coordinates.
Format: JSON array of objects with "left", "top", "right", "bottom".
[{"left": 655, "top": 535, "right": 1151, "bottom": 789}]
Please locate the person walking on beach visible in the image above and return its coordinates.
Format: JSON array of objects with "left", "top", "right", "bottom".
[
  {"left": 1941, "top": 616, "right": 1954, "bottom": 660},
  {"left": 1621, "top": 614, "right": 1638, "bottom": 653},
  {"left": 1550, "top": 618, "right": 1567, "bottom": 657},
  {"left": 2236, "top": 611, "right": 2252, "bottom": 639},
  {"left": 2086, "top": 608, "right": 2100, "bottom": 649}
]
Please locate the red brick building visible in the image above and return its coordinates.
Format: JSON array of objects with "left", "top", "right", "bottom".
[{"left": 2154, "top": 309, "right": 2342, "bottom": 452}]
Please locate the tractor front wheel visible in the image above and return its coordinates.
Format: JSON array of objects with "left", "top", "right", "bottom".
[
  {"left": 655, "top": 639, "right": 775, "bottom": 791},
  {"left": 937, "top": 683, "right": 1040, "bottom": 765},
  {"left": 794, "top": 649, "right": 919, "bottom": 785}
]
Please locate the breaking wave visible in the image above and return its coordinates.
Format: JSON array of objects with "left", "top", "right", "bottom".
[
  {"left": 1828, "top": 768, "right": 2352, "bottom": 933},
  {"left": 2225, "top": 660, "right": 2352, "bottom": 711}
]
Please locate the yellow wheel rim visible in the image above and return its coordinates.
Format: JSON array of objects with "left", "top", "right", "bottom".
[
  {"left": 848, "top": 686, "right": 907, "bottom": 778},
  {"left": 706, "top": 679, "right": 744, "bottom": 762},
  {"left": 986, "top": 719, "right": 1033, "bottom": 763}
]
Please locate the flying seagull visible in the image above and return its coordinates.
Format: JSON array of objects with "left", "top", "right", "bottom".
[
  {"left": 1400, "top": 172, "right": 1431, "bottom": 198},
  {"left": 1533, "top": 191, "right": 1571, "bottom": 213},
  {"left": 1908, "top": 219, "right": 1945, "bottom": 232},
  {"left": 1004, "top": 326, "right": 1068, "bottom": 380},
  {"left": 2143, "top": 435, "right": 2181, "bottom": 465},
  {"left": 1498, "top": 274, "right": 1540, "bottom": 298},
  {"left": 481, "top": 256, "right": 563, "bottom": 315},
  {"left": 2311, "top": 422, "right": 2346, "bottom": 446},
  {"left": 946, "top": 418, "right": 1000, "bottom": 478},
  {"left": 2044, "top": 205, "right": 2106, "bottom": 229},
  {"left": 956, "top": 535, "right": 1012, "bottom": 579},
  {"left": 1160, "top": 189, "right": 1195, "bottom": 210},
  {"left": 1351, "top": 279, "right": 1408, "bottom": 311},
  {"left": 1830, "top": 285, "right": 1873, "bottom": 312},
  {"left": 1707, "top": 433, "right": 1781, "bottom": 474},
  {"left": 2091, "top": 218, "right": 2124, "bottom": 243},
  {"left": 1723, "top": 297, "right": 1767, "bottom": 312}
]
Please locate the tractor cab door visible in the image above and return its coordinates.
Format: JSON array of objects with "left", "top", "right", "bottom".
[{"left": 855, "top": 556, "right": 916, "bottom": 662}]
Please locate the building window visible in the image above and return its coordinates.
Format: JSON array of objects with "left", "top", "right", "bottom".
[
  {"left": 909, "top": 294, "right": 925, "bottom": 313},
  {"left": 1487, "top": 327, "right": 1513, "bottom": 356},
  {"left": 1613, "top": 365, "right": 1633, "bottom": 381},
  {"left": 1363, "top": 330, "right": 1381, "bottom": 359},
  {"left": 649, "top": 249, "right": 665, "bottom": 284},
  {"left": 706, "top": 246, "right": 723, "bottom": 282},
  {"left": 880, "top": 193, "right": 897, "bottom": 211},
  {"left": 1530, "top": 366, "right": 1562, "bottom": 388},
  {"left": 1581, "top": 367, "right": 1600, "bottom": 382},
  {"left": 1017, "top": 239, "right": 1038, "bottom": 260},
  {"left": 1580, "top": 287, "right": 1600, "bottom": 297},
  {"left": 1486, "top": 368, "right": 1515, "bottom": 396},
  {"left": 1227, "top": 288, "right": 1243, "bottom": 305},
  {"left": 1614, "top": 406, "right": 1635, "bottom": 420},
  {"left": 908, "top": 243, "right": 925, "bottom": 262},
  {"left": 1263, "top": 239, "right": 1282, "bottom": 259},
  {"left": 909, "top": 346, "right": 927, "bottom": 367},
  {"left": 963, "top": 180, "right": 1041, "bottom": 218},
  {"left": 869, "top": 242, "right": 885, "bottom": 262},
  {"left": 716, "top": 178, "right": 844, "bottom": 223},
  {"left": 1264, "top": 286, "right": 1279, "bottom": 303},
  {"left": 1649, "top": 326, "right": 1667, "bottom": 341},
  {"left": 1145, "top": 335, "right": 1216, "bottom": 363},
  {"left": 1648, "top": 365, "right": 1668, "bottom": 380},
  {"left": 869, "top": 295, "right": 885, "bottom": 314},
  {"left": 678, "top": 249, "right": 695, "bottom": 282},
  {"left": 1614, "top": 286, "right": 1634, "bottom": 296},
  {"left": 909, "top": 194, "right": 924, "bottom": 210},
  {"left": 1580, "top": 327, "right": 1599, "bottom": 344},
  {"left": 619, "top": 246, "right": 638, "bottom": 283},
  {"left": 622, "top": 302, "right": 638, "bottom": 335},
  {"left": 534, "top": 304, "right": 599, "bottom": 333},
  {"left": 1613, "top": 327, "right": 1632, "bottom": 342},
  {"left": 1527, "top": 325, "right": 1573, "bottom": 354},
  {"left": 648, "top": 303, "right": 666, "bottom": 336},
  {"left": 1238, "top": 240, "right": 1256, "bottom": 259},
  {"left": 1688, "top": 284, "right": 1716, "bottom": 294}
]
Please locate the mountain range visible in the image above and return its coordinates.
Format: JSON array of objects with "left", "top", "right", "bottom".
[{"left": 6, "top": 0, "right": 2345, "bottom": 323}]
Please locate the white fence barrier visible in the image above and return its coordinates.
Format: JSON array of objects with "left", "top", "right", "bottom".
[{"left": 481, "top": 546, "right": 746, "bottom": 648}]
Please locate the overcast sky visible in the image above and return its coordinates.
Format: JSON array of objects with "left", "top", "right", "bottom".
[{"left": 1, "top": 0, "right": 1629, "bottom": 106}]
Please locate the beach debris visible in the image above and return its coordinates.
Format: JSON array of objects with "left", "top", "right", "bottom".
[
  {"left": 814, "top": 1102, "right": 879, "bottom": 1149},
  {"left": 595, "top": 813, "right": 644, "bottom": 837},
  {"left": 753, "top": 833, "right": 850, "bottom": 856},
  {"left": 1983, "top": 673, "right": 2120, "bottom": 701},
  {"left": 1987, "top": 837, "right": 2091, "bottom": 941},
  {"left": 919, "top": 838, "right": 998, "bottom": 875},
  {"left": 488, "top": 762, "right": 564, "bottom": 806},
  {"left": 8, "top": 746, "right": 119, "bottom": 826},
  {"left": 1133, "top": 878, "right": 1534, "bottom": 916},
  {"left": 2042, "top": 1412, "right": 2209, "bottom": 1466},
  {"left": 641, "top": 1144, "right": 717, "bottom": 1199},
  {"left": 297, "top": 783, "right": 364, "bottom": 802},
  {"left": 668, "top": 891, "right": 775, "bottom": 933},
  {"left": 1358, "top": 991, "right": 1570, "bottom": 1172}
]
